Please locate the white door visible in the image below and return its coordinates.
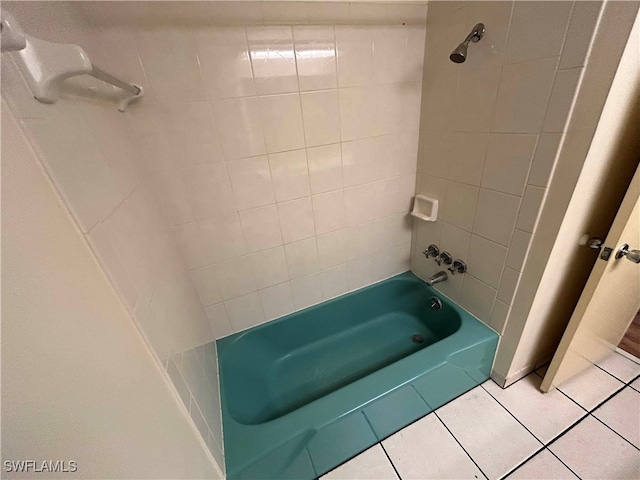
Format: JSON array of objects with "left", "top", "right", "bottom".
[{"left": 541, "top": 164, "right": 640, "bottom": 392}]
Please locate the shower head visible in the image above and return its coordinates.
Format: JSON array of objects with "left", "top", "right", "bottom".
[
  {"left": 450, "top": 23, "right": 485, "bottom": 63},
  {"left": 450, "top": 42, "right": 469, "bottom": 64}
]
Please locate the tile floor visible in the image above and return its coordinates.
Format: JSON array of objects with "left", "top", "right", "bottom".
[{"left": 322, "top": 350, "right": 640, "bottom": 480}]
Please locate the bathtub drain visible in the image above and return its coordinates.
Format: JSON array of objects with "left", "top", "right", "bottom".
[{"left": 411, "top": 334, "right": 424, "bottom": 344}]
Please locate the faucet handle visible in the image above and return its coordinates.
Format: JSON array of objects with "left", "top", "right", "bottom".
[
  {"left": 423, "top": 244, "right": 439, "bottom": 259},
  {"left": 438, "top": 251, "right": 453, "bottom": 266},
  {"left": 448, "top": 259, "right": 467, "bottom": 275}
]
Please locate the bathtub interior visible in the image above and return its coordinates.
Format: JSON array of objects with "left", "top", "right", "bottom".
[
  {"left": 217, "top": 272, "right": 498, "bottom": 479},
  {"left": 219, "top": 275, "right": 461, "bottom": 424}
]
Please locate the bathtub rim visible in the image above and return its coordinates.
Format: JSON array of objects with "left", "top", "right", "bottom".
[{"left": 218, "top": 271, "right": 462, "bottom": 352}]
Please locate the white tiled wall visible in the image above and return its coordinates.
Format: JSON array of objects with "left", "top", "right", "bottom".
[
  {"left": 411, "top": 1, "right": 601, "bottom": 334},
  {"left": 114, "top": 22, "right": 426, "bottom": 337},
  {"left": 2, "top": 2, "right": 218, "bottom": 358},
  {"left": 165, "top": 342, "right": 224, "bottom": 469},
  {"left": 2, "top": 100, "right": 223, "bottom": 480},
  {"left": 1, "top": 1, "right": 222, "bottom": 470},
  {"left": 6, "top": 3, "right": 425, "bottom": 466}
]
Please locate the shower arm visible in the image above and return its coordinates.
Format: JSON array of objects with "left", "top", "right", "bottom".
[{"left": 463, "top": 25, "right": 485, "bottom": 45}]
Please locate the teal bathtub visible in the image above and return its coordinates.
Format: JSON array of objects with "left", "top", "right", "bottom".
[{"left": 217, "top": 272, "right": 498, "bottom": 479}]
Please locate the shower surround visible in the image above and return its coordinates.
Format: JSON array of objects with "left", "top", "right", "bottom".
[
  {"left": 130, "top": 19, "right": 424, "bottom": 469},
  {"left": 2, "top": 1, "right": 426, "bottom": 475},
  {"left": 131, "top": 22, "right": 425, "bottom": 336},
  {"left": 411, "top": 1, "right": 599, "bottom": 346}
]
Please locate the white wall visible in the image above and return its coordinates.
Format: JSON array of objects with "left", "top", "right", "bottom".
[
  {"left": 1, "top": 102, "right": 221, "bottom": 479},
  {"left": 2, "top": 0, "right": 213, "bottom": 366},
  {"left": 77, "top": 2, "right": 427, "bottom": 339},
  {"left": 411, "top": 1, "right": 601, "bottom": 336},
  {"left": 1, "top": 1, "right": 223, "bottom": 469}
]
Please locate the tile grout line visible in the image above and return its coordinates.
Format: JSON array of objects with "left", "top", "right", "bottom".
[
  {"left": 587, "top": 380, "right": 640, "bottom": 452},
  {"left": 592, "top": 359, "right": 640, "bottom": 385},
  {"left": 432, "top": 411, "right": 490, "bottom": 480},
  {"left": 584, "top": 381, "right": 628, "bottom": 414},
  {"left": 543, "top": 382, "right": 639, "bottom": 456},
  {"left": 482, "top": 372, "right": 638, "bottom": 480},
  {"left": 544, "top": 447, "right": 583, "bottom": 480},
  {"left": 588, "top": 412, "right": 640, "bottom": 452},
  {"left": 482, "top": 377, "right": 591, "bottom": 479},
  {"left": 548, "top": 381, "right": 633, "bottom": 449},
  {"left": 539, "top": 364, "right": 630, "bottom": 416},
  {"left": 543, "top": 413, "right": 593, "bottom": 466},
  {"left": 497, "top": 444, "right": 546, "bottom": 480},
  {"left": 480, "top": 382, "right": 548, "bottom": 445},
  {"left": 359, "top": 410, "right": 404, "bottom": 480},
  {"left": 540, "top": 410, "right": 638, "bottom": 478},
  {"left": 544, "top": 413, "right": 590, "bottom": 449},
  {"left": 554, "top": 386, "right": 590, "bottom": 413},
  {"left": 378, "top": 441, "right": 403, "bottom": 480}
]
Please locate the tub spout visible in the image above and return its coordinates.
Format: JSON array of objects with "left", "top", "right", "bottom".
[{"left": 427, "top": 270, "right": 448, "bottom": 286}]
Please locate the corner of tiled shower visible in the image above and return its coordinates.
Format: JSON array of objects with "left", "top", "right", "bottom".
[
  {"left": 1, "top": 0, "right": 610, "bottom": 477},
  {"left": 410, "top": 0, "right": 600, "bottom": 338}
]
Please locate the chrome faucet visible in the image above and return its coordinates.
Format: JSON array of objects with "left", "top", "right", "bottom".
[
  {"left": 448, "top": 259, "right": 467, "bottom": 275},
  {"left": 423, "top": 244, "right": 439, "bottom": 259},
  {"left": 427, "top": 270, "right": 448, "bottom": 286},
  {"left": 436, "top": 251, "right": 453, "bottom": 266}
]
